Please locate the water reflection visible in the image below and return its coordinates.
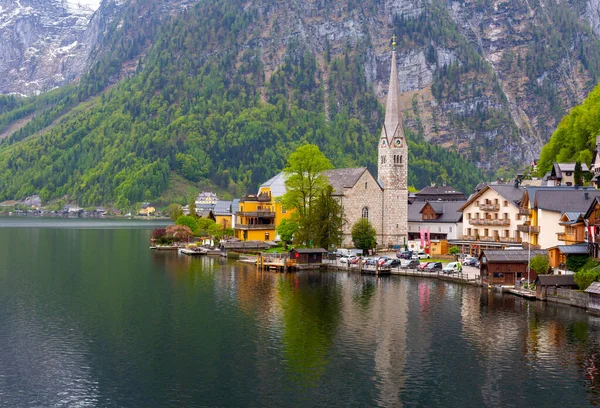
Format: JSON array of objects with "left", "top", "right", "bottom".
[{"left": 3, "top": 226, "right": 600, "bottom": 406}]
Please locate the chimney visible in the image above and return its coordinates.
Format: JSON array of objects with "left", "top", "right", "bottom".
[{"left": 585, "top": 192, "right": 590, "bottom": 200}]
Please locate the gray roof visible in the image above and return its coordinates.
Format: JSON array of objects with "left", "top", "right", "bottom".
[
  {"left": 409, "top": 201, "right": 465, "bottom": 223},
  {"left": 481, "top": 249, "right": 547, "bottom": 263},
  {"left": 214, "top": 200, "right": 232, "bottom": 215},
  {"left": 231, "top": 199, "right": 240, "bottom": 214},
  {"left": 563, "top": 212, "right": 582, "bottom": 221},
  {"left": 260, "top": 172, "right": 287, "bottom": 198},
  {"left": 586, "top": 282, "right": 600, "bottom": 294},
  {"left": 489, "top": 184, "right": 524, "bottom": 204},
  {"left": 536, "top": 275, "right": 577, "bottom": 287},
  {"left": 555, "top": 244, "right": 589, "bottom": 255},
  {"left": 555, "top": 162, "right": 590, "bottom": 173},
  {"left": 290, "top": 248, "right": 329, "bottom": 254},
  {"left": 534, "top": 189, "right": 600, "bottom": 212},
  {"left": 323, "top": 168, "right": 372, "bottom": 195}
]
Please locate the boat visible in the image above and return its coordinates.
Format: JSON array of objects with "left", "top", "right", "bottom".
[{"left": 178, "top": 246, "right": 208, "bottom": 256}]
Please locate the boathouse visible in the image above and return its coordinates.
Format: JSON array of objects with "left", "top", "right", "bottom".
[
  {"left": 534, "top": 275, "right": 577, "bottom": 300},
  {"left": 289, "top": 248, "right": 328, "bottom": 265},
  {"left": 479, "top": 249, "right": 546, "bottom": 286},
  {"left": 585, "top": 282, "right": 600, "bottom": 314}
]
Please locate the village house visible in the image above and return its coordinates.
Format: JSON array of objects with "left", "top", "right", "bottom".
[
  {"left": 547, "top": 243, "right": 589, "bottom": 269},
  {"left": 455, "top": 184, "right": 525, "bottom": 255},
  {"left": 234, "top": 173, "right": 290, "bottom": 242},
  {"left": 584, "top": 197, "right": 600, "bottom": 259},
  {"left": 519, "top": 187, "right": 600, "bottom": 250},
  {"left": 547, "top": 162, "right": 590, "bottom": 186},
  {"left": 407, "top": 200, "right": 465, "bottom": 255},
  {"left": 479, "top": 249, "right": 546, "bottom": 287}
]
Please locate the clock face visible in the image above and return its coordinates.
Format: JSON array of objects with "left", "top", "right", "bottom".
[
  {"left": 381, "top": 139, "right": 387, "bottom": 147},
  {"left": 394, "top": 138, "right": 403, "bottom": 147}
]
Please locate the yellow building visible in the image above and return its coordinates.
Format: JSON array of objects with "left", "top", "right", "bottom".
[
  {"left": 138, "top": 203, "right": 155, "bottom": 216},
  {"left": 234, "top": 174, "right": 292, "bottom": 241}
]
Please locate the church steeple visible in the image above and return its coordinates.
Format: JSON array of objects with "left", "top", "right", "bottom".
[{"left": 380, "top": 36, "right": 405, "bottom": 146}]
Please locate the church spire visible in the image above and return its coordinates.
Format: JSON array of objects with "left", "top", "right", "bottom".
[{"left": 381, "top": 36, "right": 404, "bottom": 144}]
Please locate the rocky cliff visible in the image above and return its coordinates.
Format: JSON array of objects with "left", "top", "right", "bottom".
[{"left": 2, "top": 0, "right": 600, "bottom": 174}]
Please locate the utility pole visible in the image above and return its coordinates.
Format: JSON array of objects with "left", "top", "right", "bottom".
[{"left": 527, "top": 223, "right": 531, "bottom": 289}]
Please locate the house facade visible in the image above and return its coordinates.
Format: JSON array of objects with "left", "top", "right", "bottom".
[
  {"left": 455, "top": 184, "right": 525, "bottom": 255},
  {"left": 520, "top": 188, "right": 600, "bottom": 250},
  {"left": 547, "top": 162, "right": 590, "bottom": 186},
  {"left": 479, "top": 249, "right": 546, "bottom": 287},
  {"left": 407, "top": 200, "right": 464, "bottom": 253}
]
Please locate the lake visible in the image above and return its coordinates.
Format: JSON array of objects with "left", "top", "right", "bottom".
[{"left": 1, "top": 218, "right": 600, "bottom": 407}]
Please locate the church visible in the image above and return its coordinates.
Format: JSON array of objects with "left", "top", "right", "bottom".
[
  {"left": 249, "top": 39, "right": 409, "bottom": 248},
  {"left": 323, "top": 38, "right": 408, "bottom": 248}
]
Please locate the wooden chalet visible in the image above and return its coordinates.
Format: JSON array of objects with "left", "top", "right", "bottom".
[
  {"left": 547, "top": 243, "right": 589, "bottom": 269},
  {"left": 535, "top": 275, "right": 577, "bottom": 300},
  {"left": 586, "top": 282, "right": 600, "bottom": 314},
  {"left": 289, "top": 248, "right": 328, "bottom": 265},
  {"left": 479, "top": 249, "right": 546, "bottom": 287}
]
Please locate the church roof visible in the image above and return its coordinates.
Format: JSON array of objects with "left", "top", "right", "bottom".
[
  {"left": 380, "top": 48, "right": 405, "bottom": 143},
  {"left": 323, "top": 168, "right": 371, "bottom": 195}
]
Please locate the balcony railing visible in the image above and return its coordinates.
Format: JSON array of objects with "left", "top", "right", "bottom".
[
  {"left": 557, "top": 232, "right": 576, "bottom": 242},
  {"left": 236, "top": 211, "right": 275, "bottom": 218},
  {"left": 479, "top": 203, "right": 500, "bottom": 211},
  {"left": 235, "top": 223, "right": 276, "bottom": 230},
  {"left": 517, "top": 224, "right": 541, "bottom": 233},
  {"left": 522, "top": 242, "right": 541, "bottom": 250},
  {"left": 469, "top": 219, "right": 510, "bottom": 226},
  {"left": 459, "top": 235, "right": 522, "bottom": 243},
  {"left": 519, "top": 208, "right": 532, "bottom": 216}
]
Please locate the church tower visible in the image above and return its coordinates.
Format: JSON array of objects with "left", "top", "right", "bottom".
[{"left": 378, "top": 36, "right": 408, "bottom": 247}]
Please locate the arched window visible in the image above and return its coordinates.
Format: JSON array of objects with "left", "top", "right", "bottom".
[
  {"left": 399, "top": 155, "right": 403, "bottom": 164},
  {"left": 362, "top": 207, "right": 369, "bottom": 220}
]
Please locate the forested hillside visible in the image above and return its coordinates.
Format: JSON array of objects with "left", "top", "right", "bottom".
[
  {"left": 0, "top": 0, "right": 483, "bottom": 208},
  {"left": 537, "top": 82, "right": 600, "bottom": 174}
]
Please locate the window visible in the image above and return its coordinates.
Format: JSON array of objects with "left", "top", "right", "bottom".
[
  {"left": 505, "top": 230, "right": 510, "bottom": 237},
  {"left": 438, "top": 226, "right": 441, "bottom": 232},
  {"left": 515, "top": 213, "right": 520, "bottom": 220},
  {"left": 504, "top": 200, "right": 508, "bottom": 207},
  {"left": 449, "top": 227, "right": 453, "bottom": 233},
  {"left": 381, "top": 155, "right": 385, "bottom": 164},
  {"left": 265, "top": 233, "right": 270, "bottom": 240},
  {"left": 494, "top": 199, "right": 499, "bottom": 205},
  {"left": 365, "top": 182, "right": 368, "bottom": 189},
  {"left": 484, "top": 229, "right": 489, "bottom": 237},
  {"left": 504, "top": 213, "right": 508, "bottom": 219},
  {"left": 467, "top": 228, "right": 471, "bottom": 235},
  {"left": 467, "top": 213, "right": 471, "bottom": 220},
  {"left": 475, "top": 201, "right": 479, "bottom": 207},
  {"left": 362, "top": 207, "right": 369, "bottom": 220}
]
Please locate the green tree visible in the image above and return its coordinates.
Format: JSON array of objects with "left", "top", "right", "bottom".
[
  {"left": 281, "top": 144, "right": 333, "bottom": 219},
  {"left": 530, "top": 254, "right": 550, "bottom": 275},
  {"left": 574, "top": 267, "right": 600, "bottom": 290},
  {"left": 351, "top": 218, "right": 377, "bottom": 254},
  {"left": 566, "top": 254, "right": 590, "bottom": 271},
  {"left": 574, "top": 161, "right": 583, "bottom": 186},
  {"left": 175, "top": 215, "right": 198, "bottom": 232},
  {"left": 188, "top": 197, "right": 197, "bottom": 218},
  {"left": 305, "top": 185, "right": 344, "bottom": 250},
  {"left": 277, "top": 218, "right": 299, "bottom": 244},
  {"left": 168, "top": 203, "right": 184, "bottom": 221},
  {"left": 449, "top": 246, "right": 460, "bottom": 260}
]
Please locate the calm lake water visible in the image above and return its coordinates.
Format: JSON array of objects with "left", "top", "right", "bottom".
[{"left": 2, "top": 218, "right": 600, "bottom": 407}]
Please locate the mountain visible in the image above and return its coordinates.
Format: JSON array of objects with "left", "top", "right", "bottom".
[{"left": 1, "top": 0, "right": 600, "bottom": 207}]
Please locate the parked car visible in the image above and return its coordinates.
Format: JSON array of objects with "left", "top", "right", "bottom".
[
  {"left": 377, "top": 256, "right": 389, "bottom": 266},
  {"left": 396, "top": 251, "right": 410, "bottom": 259},
  {"left": 401, "top": 259, "right": 420, "bottom": 269},
  {"left": 462, "top": 257, "right": 477, "bottom": 266},
  {"left": 424, "top": 262, "right": 443, "bottom": 272},
  {"left": 340, "top": 257, "right": 349, "bottom": 264},
  {"left": 418, "top": 262, "right": 432, "bottom": 271},
  {"left": 365, "top": 258, "right": 377, "bottom": 266},
  {"left": 349, "top": 256, "right": 362, "bottom": 264},
  {"left": 335, "top": 248, "right": 352, "bottom": 257},
  {"left": 443, "top": 262, "right": 462, "bottom": 274},
  {"left": 384, "top": 259, "right": 402, "bottom": 268},
  {"left": 416, "top": 251, "right": 431, "bottom": 259}
]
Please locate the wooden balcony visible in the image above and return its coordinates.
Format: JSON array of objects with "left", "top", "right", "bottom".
[
  {"left": 235, "top": 223, "right": 276, "bottom": 230},
  {"left": 522, "top": 242, "right": 541, "bottom": 250},
  {"left": 459, "top": 235, "right": 522, "bottom": 244},
  {"left": 503, "top": 237, "right": 523, "bottom": 243},
  {"left": 517, "top": 224, "right": 541, "bottom": 233},
  {"left": 479, "top": 203, "right": 500, "bottom": 211},
  {"left": 469, "top": 219, "right": 510, "bottom": 226},
  {"left": 557, "top": 232, "right": 576, "bottom": 242},
  {"left": 236, "top": 210, "right": 275, "bottom": 218},
  {"left": 519, "top": 208, "right": 532, "bottom": 216}
]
